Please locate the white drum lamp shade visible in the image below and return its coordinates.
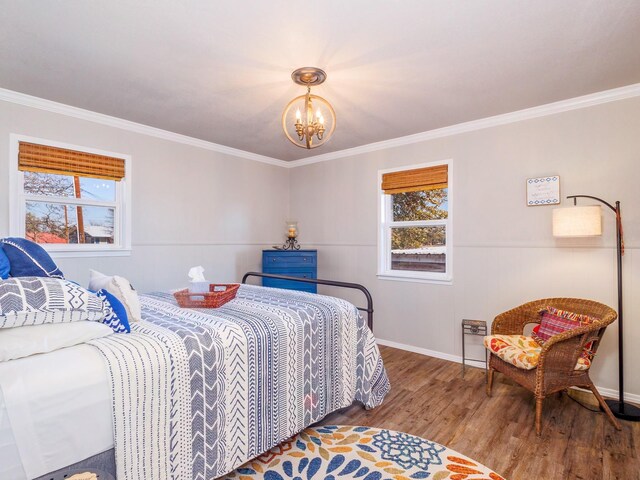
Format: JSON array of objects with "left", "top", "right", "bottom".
[{"left": 552, "top": 206, "right": 602, "bottom": 237}]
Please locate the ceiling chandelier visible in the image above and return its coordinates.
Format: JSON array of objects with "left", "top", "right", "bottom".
[{"left": 282, "top": 67, "right": 336, "bottom": 149}]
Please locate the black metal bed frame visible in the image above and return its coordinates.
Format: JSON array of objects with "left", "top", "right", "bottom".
[{"left": 241, "top": 272, "right": 374, "bottom": 331}]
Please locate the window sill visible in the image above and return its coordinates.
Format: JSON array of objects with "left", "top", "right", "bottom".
[
  {"left": 377, "top": 273, "right": 453, "bottom": 286},
  {"left": 48, "top": 248, "right": 132, "bottom": 259}
]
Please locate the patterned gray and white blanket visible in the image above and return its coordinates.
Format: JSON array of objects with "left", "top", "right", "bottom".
[{"left": 90, "top": 285, "right": 390, "bottom": 480}]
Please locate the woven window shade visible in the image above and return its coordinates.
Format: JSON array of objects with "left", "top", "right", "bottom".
[
  {"left": 381, "top": 164, "right": 448, "bottom": 194},
  {"left": 18, "top": 142, "right": 125, "bottom": 181}
]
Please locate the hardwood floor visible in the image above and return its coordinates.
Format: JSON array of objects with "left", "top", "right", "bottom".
[{"left": 320, "top": 346, "right": 640, "bottom": 480}]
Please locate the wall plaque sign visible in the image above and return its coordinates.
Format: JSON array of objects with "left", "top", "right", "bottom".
[{"left": 527, "top": 176, "right": 560, "bottom": 206}]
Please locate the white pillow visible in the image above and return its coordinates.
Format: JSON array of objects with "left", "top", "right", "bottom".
[
  {"left": 88, "top": 270, "right": 142, "bottom": 322},
  {"left": 0, "top": 321, "right": 113, "bottom": 362}
]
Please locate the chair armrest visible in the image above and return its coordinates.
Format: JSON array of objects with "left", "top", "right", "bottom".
[
  {"left": 537, "top": 322, "right": 603, "bottom": 372},
  {"left": 492, "top": 305, "right": 541, "bottom": 335}
]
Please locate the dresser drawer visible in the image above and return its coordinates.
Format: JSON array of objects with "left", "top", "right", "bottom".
[
  {"left": 262, "top": 268, "right": 316, "bottom": 278},
  {"left": 262, "top": 252, "right": 317, "bottom": 267},
  {"left": 263, "top": 276, "right": 317, "bottom": 293}
]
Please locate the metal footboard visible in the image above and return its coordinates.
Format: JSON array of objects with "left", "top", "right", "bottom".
[{"left": 241, "top": 272, "right": 374, "bottom": 332}]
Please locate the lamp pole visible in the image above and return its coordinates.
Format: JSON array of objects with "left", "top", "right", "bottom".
[{"left": 567, "top": 195, "right": 640, "bottom": 421}]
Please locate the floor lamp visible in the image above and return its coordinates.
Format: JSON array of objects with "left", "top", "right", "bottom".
[{"left": 553, "top": 195, "right": 640, "bottom": 421}]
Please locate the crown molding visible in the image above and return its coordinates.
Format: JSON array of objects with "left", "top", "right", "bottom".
[
  {"left": 3, "top": 83, "right": 639, "bottom": 170},
  {"left": 0, "top": 88, "right": 289, "bottom": 168},
  {"left": 287, "top": 82, "right": 640, "bottom": 168}
]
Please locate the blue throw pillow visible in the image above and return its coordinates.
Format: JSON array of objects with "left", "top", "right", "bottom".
[
  {"left": 0, "top": 237, "right": 64, "bottom": 279},
  {"left": 0, "top": 246, "right": 9, "bottom": 280},
  {"left": 97, "top": 289, "right": 130, "bottom": 333}
]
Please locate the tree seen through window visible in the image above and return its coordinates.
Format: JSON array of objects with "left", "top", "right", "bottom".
[{"left": 391, "top": 188, "right": 447, "bottom": 251}]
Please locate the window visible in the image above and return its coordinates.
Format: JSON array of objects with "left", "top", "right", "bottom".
[
  {"left": 378, "top": 160, "right": 452, "bottom": 283},
  {"left": 10, "top": 135, "right": 131, "bottom": 257}
]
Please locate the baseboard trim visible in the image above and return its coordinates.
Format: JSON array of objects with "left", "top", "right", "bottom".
[
  {"left": 376, "top": 338, "right": 487, "bottom": 370},
  {"left": 376, "top": 337, "right": 640, "bottom": 404},
  {"left": 588, "top": 386, "right": 640, "bottom": 405}
]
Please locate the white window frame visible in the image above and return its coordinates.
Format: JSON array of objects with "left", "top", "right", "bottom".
[
  {"left": 9, "top": 134, "right": 132, "bottom": 258},
  {"left": 377, "top": 159, "right": 453, "bottom": 285}
]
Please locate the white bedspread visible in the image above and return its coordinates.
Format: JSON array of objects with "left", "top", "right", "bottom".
[{"left": 0, "top": 344, "right": 113, "bottom": 479}]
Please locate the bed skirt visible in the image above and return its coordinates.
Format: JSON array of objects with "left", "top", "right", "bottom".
[
  {"left": 34, "top": 402, "right": 361, "bottom": 480},
  {"left": 35, "top": 449, "right": 116, "bottom": 480}
]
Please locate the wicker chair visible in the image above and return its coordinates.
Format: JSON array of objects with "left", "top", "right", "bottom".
[{"left": 485, "top": 298, "right": 622, "bottom": 435}]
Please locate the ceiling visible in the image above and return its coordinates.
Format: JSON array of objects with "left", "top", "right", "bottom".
[{"left": 1, "top": 1, "right": 639, "bottom": 161}]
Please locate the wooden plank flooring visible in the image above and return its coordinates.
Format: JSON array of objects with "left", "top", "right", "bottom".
[{"left": 320, "top": 346, "right": 640, "bottom": 480}]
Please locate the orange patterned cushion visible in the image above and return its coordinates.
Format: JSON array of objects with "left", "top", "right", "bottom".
[{"left": 484, "top": 335, "right": 590, "bottom": 371}]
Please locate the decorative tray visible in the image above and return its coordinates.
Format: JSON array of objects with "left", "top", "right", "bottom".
[{"left": 173, "top": 283, "right": 240, "bottom": 308}]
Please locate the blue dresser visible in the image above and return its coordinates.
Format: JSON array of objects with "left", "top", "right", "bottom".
[{"left": 262, "top": 250, "right": 318, "bottom": 293}]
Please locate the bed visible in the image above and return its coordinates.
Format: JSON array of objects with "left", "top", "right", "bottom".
[{"left": 0, "top": 280, "right": 390, "bottom": 480}]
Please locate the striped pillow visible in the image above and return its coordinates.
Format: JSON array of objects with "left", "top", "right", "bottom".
[
  {"left": 0, "top": 277, "right": 104, "bottom": 329},
  {"left": 532, "top": 306, "right": 598, "bottom": 360},
  {"left": 533, "top": 306, "right": 597, "bottom": 343}
]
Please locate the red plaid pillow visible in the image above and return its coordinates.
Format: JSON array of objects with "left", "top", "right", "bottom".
[{"left": 532, "top": 306, "right": 598, "bottom": 359}]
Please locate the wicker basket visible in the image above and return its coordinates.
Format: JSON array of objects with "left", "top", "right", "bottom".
[{"left": 173, "top": 284, "right": 240, "bottom": 308}]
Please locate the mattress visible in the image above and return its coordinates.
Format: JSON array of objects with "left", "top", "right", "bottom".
[{"left": 0, "top": 344, "right": 113, "bottom": 480}]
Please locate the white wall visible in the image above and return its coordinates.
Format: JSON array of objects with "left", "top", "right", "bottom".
[
  {"left": 289, "top": 96, "right": 640, "bottom": 398},
  {"left": 0, "top": 100, "right": 290, "bottom": 291}
]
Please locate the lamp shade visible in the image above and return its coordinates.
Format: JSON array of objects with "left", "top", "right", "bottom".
[{"left": 552, "top": 205, "right": 602, "bottom": 237}]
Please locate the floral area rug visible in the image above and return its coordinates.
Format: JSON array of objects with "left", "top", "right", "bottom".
[{"left": 221, "top": 425, "right": 505, "bottom": 480}]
